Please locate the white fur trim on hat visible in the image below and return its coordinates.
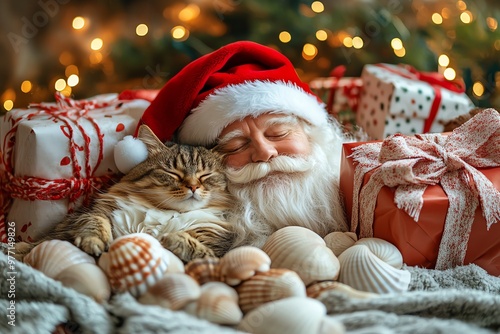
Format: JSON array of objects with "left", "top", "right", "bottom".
[{"left": 177, "top": 80, "right": 328, "bottom": 146}]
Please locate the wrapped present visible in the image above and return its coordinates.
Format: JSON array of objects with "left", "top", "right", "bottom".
[
  {"left": 309, "top": 66, "right": 362, "bottom": 126},
  {"left": 0, "top": 92, "right": 150, "bottom": 243},
  {"left": 340, "top": 109, "right": 500, "bottom": 276},
  {"left": 357, "top": 63, "right": 475, "bottom": 140}
]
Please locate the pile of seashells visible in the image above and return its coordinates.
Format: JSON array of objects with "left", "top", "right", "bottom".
[{"left": 22, "top": 226, "right": 412, "bottom": 334}]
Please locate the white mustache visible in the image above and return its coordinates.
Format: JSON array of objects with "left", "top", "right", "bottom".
[{"left": 226, "top": 155, "right": 314, "bottom": 184}]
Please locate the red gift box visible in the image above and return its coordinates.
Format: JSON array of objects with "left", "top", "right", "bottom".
[{"left": 340, "top": 109, "right": 500, "bottom": 276}]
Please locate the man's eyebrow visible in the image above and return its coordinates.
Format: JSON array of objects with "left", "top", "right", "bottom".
[
  {"left": 217, "top": 129, "right": 245, "bottom": 145},
  {"left": 264, "top": 115, "right": 299, "bottom": 127}
]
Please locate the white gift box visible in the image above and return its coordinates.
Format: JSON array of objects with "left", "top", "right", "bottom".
[
  {"left": 356, "top": 64, "right": 475, "bottom": 140},
  {"left": 0, "top": 93, "right": 150, "bottom": 242}
]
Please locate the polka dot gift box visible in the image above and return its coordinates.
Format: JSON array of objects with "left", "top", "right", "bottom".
[
  {"left": 0, "top": 93, "right": 150, "bottom": 243},
  {"left": 357, "top": 63, "right": 475, "bottom": 140}
]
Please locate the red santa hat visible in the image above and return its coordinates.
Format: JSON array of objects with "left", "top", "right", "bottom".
[{"left": 137, "top": 41, "right": 329, "bottom": 146}]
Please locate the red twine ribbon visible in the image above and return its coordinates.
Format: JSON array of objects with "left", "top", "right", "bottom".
[
  {"left": 0, "top": 93, "right": 125, "bottom": 241},
  {"left": 349, "top": 109, "right": 500, "bottom": 270},
  {"left": 375, "top": 64, "right": 466, "bottom": 133}
]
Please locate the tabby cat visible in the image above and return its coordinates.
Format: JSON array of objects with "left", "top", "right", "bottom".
[{"left": 19, "top": 125, "right": 235, "bottom": 263}]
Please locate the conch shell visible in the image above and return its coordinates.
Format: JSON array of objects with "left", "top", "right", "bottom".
[
  {"left": 23, "top": 240, "right": 110, "bottom": 302},
  {"left": 261, "top": 226, "right": 340, "bottom": 285},
  {"left": 337, "top": 238, "right": 411, "bottom": 294},
  {"left": 219, "top": 246, "right": 271, "bottom": 285},
  {"left": 238, "top": 297, "right": 345, "bottom": 334},
  {"left": 138, "top": 273, "right": 201, "bottom": 310},
  {"left": 184, "top": 281, "right": 243, "bottom": 325},
  {"left": 98, "top": 233, "right": 180, "bottom": 297},
  {"left": 235, "top": 268, "right": 306, "bottom": 313}
]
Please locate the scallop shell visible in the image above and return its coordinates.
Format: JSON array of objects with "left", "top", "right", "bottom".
[
  {"left": 236, "top": 268, "right": 306, "bottom": 313},
  {"left": 97, "top": 233, "right": 171, "bottom": 297},
  {"left": 354, "top": 237, "right": 403, "bottom": 269},
  {"left": 184, "top": 257, "right": 222, "bottom": 285},
  {"left": 306, "top": 280, "right": 378, "bottom": 300},
  {"left": 337, "top": 244, "right": 411, "bottom": 294},
  {"left": 324, "top": 231, "right": 358, "bottom": 257},
  {"left": 238, "top": 297, "right": 345, "bottom": 334},
  {"left": 56, "top": 263, "right": 111, "bottom": 303},
  {"left": 138, "top": 273, "right": 201, "bottom": 310},
  {"left": 261, "top": 226, "right": 340, "bottom": 285},
  {"left": 219, "top": 246, "right": 271, "bottom": 286},
  {"left": 184, "top": 281, "right": 243, "bottom": 325},
  {"left": 24, "top": 240, "right": 96, "bottom": 278}
]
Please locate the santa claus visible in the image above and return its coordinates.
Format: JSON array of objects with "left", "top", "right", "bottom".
[{"left": 135, "top": 41, "right": 349, "bottom": 248}]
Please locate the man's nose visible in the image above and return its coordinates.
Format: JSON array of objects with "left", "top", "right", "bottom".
[{"left": 251, "top": 138, "right": 278, "bottom": 162}]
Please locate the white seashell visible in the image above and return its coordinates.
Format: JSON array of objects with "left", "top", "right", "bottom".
[
  {"left": 184, "top": 257, "right": 222, "bottom": 285},
  {"left": 138, "top": 273, "right": 200, "bottom": 310},
  {"left": 24, "top": 240, "right": 96, "bottom": 279},
  {"left": 338, "top": 244, "right": 411, "bottom": 294},
  {"left": 354, "top": 237, "right": 403, "bottom": 269},
  {"left": 324, "top": 231, "right": 358, "bottom": 257},
  {"left": 219, "top": 246, "right": 271, "bottom": 286},
  {"left": 184, "top": 282, "right": 243, "bottom": 325},
  {"left": 55, "top": 263, "right": 111, "bottom": 303},
  {"left": 238, "top": 297, "right": 345, "bottom": 334},
  {"left": 261, "top": 226, "right": 340, "bottom": 285},
  {"left": 97, "top": 233, "right": 171, "bottom": 297},
  {"left": 236, "top": 268, "right": 306, "bottom": 313},
  {"left": 306, "top": 280, "right": 378, "bottom": 300},
  {"left": 164, "top": 250, "right": 185, "bottom": 274}
]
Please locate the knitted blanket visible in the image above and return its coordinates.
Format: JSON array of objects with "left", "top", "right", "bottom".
[{"left": 1, "top": 251, "right": 499, "bottom": 334}]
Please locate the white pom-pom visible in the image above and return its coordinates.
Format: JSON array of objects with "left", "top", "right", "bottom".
[{"left": 114, "top": 135, "right": 148, "bottom": 174}]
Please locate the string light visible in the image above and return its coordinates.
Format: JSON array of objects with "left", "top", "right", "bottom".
[
  {"left": 279, "top": 31, "right": 291, "bottom": 43},
  {"left": 89, "top": 52, "right": 103, "bottom": 64},
  {"left": 311, "top": 1, "right": 324, "bottom": 13},
  {"left": 171, "top": 26, "right": 189, "bottom": 41},
  {"left": 179, "top": 4, "right": 200, "bottom": 21},
  {"left": 438, "top": 54, "right": 450, "bottom": 67},
  {"left": 54, "top": 79, "right": 66, "bottom": 91},
  {"left": 432, "top": 13, "right": 443, "bottom": 24},
  {"left": 67, "top": 74, "right": 79, "bottom": 87},
  {"left": 460, "top": 11, "right": 472, "bottom": 24},
  {"left": 91, "top": 38, "right": 103, "bottom": 51},
  {"left": 3, "top": 100, "right": 13, "bottom": 111},
  {"left": 302, "top": 43, "right": 318, "bottom": 60},
  {"left": 487, "top": 17, "right": 498, "bottom": 31},
  {"left": 352, "top": 36, "right": 363, "bottom": 49},
  {"left": 394, "top": 47, "right": 406, "bottom": 57},
  {"left": 21, "top": 81, "right": 32, "bottom": 93},
  {"left": 443, "top": 68, "right": 456, "bottom": 80},
  {"left": 315, "top": 30, "right": 328, "bottom": 41},
  {"left": 65, "top": 65, "right": 79, "bottom": 77},
  {"left": 136, "top": 24, "right": 148, "bottom": 36},
  {"left": 472, "top": 82, "right": 485, "bottom": 97},
  {"left": 456, "top": 1, "right": 467, "bottom": 10},
  {"left": 391, "top": 38, "right": 403, "bottom": 50},
  {"left": 343, "top": 36, "right": 353, "bottom": 48},
  {"left": 72, "top": 16, "right": 85, "bottom": 30}
]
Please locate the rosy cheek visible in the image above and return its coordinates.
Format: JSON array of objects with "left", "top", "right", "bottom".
[{"left": 224, "top": 154, "right": 247, "bottom": 169}]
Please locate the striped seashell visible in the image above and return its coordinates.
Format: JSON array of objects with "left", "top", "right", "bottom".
[
  {"left": 24, "top": 240, "right": 96, "bottom": 279},
  {"left": 184, "top": 281, "right": 243, "bottom": 325},
  {"left": 235, "top": 268, "right": 306, "bottom": 313},
  {"left": 306, "top": 280, "right": 378, "bottom": 300},
  {"left": 97, "top": 233, "right": 170, "bottom": 297},
  {"left": 261, "top": 226, "right": 340, "bottom": 285},
  {"left": 238, "top": 297, "right": 345, "bottom": 334},
  {"left": 354, "top": 238, "right": 403, "bottom": 269},
  {"left": 56, "top": 263, "right": 111, "bottom": 303},
  {"left": 184, "top": 257, "right": 223, "bottom": 285},
  {"left": 323, "top": 231, "right": 358, "bottom": 257},
  {"left": 138, "top": 273, "right": 201, "bottom": 310},
  {"left": 338, "top": 244, "right": 411, "bottom": 294},
  {"left": 219, "top": 246, "right": 271, "bottom": 286}
]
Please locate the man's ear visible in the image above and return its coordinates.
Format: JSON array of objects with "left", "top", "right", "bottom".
[{"left": 137, "top": 124, "right": 164, "bottom": 155}]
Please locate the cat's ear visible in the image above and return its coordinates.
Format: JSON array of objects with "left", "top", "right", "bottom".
[{"left": 137, "top": 125, "right": 164, "bottom": 155}]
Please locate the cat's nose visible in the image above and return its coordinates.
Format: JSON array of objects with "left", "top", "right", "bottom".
[{"left": 187, "top": 185, "right": 199, "bottom": 192}]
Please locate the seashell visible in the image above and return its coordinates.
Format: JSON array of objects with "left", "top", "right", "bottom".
[
  {"left": 24, "top": 240, "right": 96, "bottom": 279},
  {"left": 324, "top": 231, "right": 358, "bottom": 257},
  {"left": 337, "top": 244, "right": 411, "bottom": 294},
  {"left": 164, "top": 250, "right": 185, "bottom": 274},
  {"left": 219, "top": 246, "right": 271, "bottom": 286},
  {"left": 354, "top": 237, "right": 403, "bottom": 269},
  {"left": 184, "top": 281, "right": 243, "bottom": 325},
  {"left": 138, "top": 273, "right": 201, "bottom": 310},
  {"left": 238, "top": 297, "right": 345, "bottom": 334},
  {"left": 261, "top": 226, "right": 340, "bottom": 285},
  {"left": 184, "top": 257, "right": 222, "bottom": 285},
  {"left": 236, "top": 268, "right": 306, "bottom": 313},
  {"left": 97, "top": 233, "right": 171, "bottom": 297},
  {"left": 306, "top": 280, "right": 378, "bottom": 300},
  {"left": 56, "top": 263, "right": 111, "bottom": 303}
]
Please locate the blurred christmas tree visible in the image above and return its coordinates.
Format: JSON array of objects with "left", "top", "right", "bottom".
[{"left": 1, "top": 0, "right": 499, "bottom": 113}]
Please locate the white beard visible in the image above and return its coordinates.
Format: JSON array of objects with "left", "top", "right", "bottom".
[{"left": 227, "top": 123, "right": 349, "bottom": 248}]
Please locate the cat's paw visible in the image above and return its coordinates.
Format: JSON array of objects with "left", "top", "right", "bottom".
[
  {"left": 160, "top": 232, "right": 215, "bottom": 263},
  {"left": 75, "top": 234, "right": 110, "bottom": 257}
]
